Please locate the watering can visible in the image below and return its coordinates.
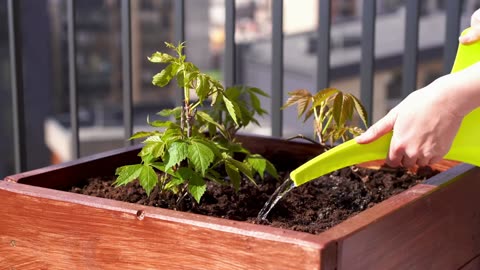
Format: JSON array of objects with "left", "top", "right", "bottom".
[{"left": 291, "top": 28, "right": 480, "bottom": 186}]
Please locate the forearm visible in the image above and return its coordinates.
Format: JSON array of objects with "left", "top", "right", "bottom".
[{"left": 436, "top": 61, "right": 480, "bottom": 117}]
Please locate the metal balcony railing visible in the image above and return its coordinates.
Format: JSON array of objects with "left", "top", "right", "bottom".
[{"left": 6, "top": 0, "right": 466, "bottom": 174}]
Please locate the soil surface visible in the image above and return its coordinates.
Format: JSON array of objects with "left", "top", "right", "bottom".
[{"left": 70, "top": 165, "right": 438, "bottom": 234}]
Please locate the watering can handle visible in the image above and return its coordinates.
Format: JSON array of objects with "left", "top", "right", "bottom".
[{"left": 291, "top": 28, "right": 480, "bottom": 186}]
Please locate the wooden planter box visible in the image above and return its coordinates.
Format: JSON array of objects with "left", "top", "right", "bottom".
[{"left": 1, "top": 135, "right": 480, "bottom": 269}]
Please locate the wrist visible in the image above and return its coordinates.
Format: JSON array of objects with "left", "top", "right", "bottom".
[{"left": 434, "top": 62, "right": 480, "bottom": 117}]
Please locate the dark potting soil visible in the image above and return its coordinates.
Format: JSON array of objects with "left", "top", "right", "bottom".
[{"left": 70, "top": 165, "right": 438, "bottom": 235}]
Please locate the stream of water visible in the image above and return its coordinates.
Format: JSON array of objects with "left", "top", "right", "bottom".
[{"left": 257, "top": 178, "right": 296, "bottom": 221}]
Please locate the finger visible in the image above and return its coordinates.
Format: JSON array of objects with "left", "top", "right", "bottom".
[
  {"left": 355, "top": 111, "right": 396, "bottom": 144},
  {"left": 416, "top": 157, "right": 428, "bottom": 167},
  {"left": 428, "top": 156, "right": 443, "bottom": 166},
  {"left": 386, "top": 142, "right": 403, "bottom": 167},
  {"left": 459, "top": 28, "right": 480, "bottom": 44},
  {"left": 472, "top": 9, "right": 480, "bottom": 27},
  {"left": 459, "top": 10, "right": 480, "bottom": 44},
  {"left": 401, "top": 155, "right": 417, "bottom": 169}
]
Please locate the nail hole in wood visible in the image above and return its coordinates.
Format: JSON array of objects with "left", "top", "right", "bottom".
[{"left": 136, "top": 210, "right": 145, "bottom": 220}]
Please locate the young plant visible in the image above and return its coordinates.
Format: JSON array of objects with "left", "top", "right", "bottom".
[
  {"left": 115, "top": 42, "right": 277, "bottom": 204},
  {"left": 283, "top": 88, "right": 368, "bottom": 146}
]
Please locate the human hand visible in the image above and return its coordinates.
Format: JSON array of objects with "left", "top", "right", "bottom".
[
  {"left": 355, "top": 77, "right": 464, "bottom": 168},
  {"left": 459, "top": 9, "right": 480, "bottom": 44}
]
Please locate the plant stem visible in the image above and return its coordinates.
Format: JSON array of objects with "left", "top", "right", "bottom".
[
  {"left": 185, "top": 104, "right": 192, "bottom": 138},
  {"left": 285, "top": 134, "right": 320, "bottom": 145},
  {"left": 323, "top": 115, "right": 333, "bottom": 134},
  {"left": 313, "top": 106, "right": 322, "bottom": 143},
  {"left": 180, "top": 107, "right": 185, "bottom": 134},
  {"left": 183, "top": 63, "right": 192, "bottom": 138},
  {"left": 175, "top": 189, "right": 189, "bottom": 210}
]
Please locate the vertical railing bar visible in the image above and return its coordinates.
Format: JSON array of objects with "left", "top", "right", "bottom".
[
  {"left": 174, "top": 0, "right": 185, "bottom": 107},
  {"left": 317, "top": 0, "right": 331, "bottom": 90},
  {"left": 67, "top": 0, "right": 80, "bottom": 159},
  {"left": 401, "top": 0, "right": 420, "bottom": 98},
  {"left": 121, "top": 0, "right": 133, "bottom": 146},
  {"left": 225, "top": 0, "right": 236, "bottom": 86},
  {"left": 360, "top": 0, "right": 376, "bottom": 126},
  {"left": 271, "top": 0, "right": 283, "bottom": 137},
  {"left": 443, "top": 0, "right": 462, "bottom": 74},
  {"left": 7, "top": 0, "right": 26, "bottom": 173}
]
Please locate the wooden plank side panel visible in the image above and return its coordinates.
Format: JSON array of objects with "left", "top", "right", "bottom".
[
  {"left": 0, "top": 185, "right": 329, "bottom": 270},
  {"left": 318, "top": 184, "right": 435, "bottom": 240},
  {"left": 460, "top": 254, "right": 480, "bottom": 270},
  {"left": 336, "top": 166, "right": 480, "bottom": 270}
]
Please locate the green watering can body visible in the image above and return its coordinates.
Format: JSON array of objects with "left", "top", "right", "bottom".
[{"left": 291, "top": 28, "right": 480, "bottom": 186}]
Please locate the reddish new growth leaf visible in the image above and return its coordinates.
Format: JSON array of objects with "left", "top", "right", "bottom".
[{"left": 283, "top": 87, "right": 368, "bottom": 145}]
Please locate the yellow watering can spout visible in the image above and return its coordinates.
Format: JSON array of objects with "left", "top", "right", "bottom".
[{"left": 291, "top": 28, "right": 480, "bottom": 186}]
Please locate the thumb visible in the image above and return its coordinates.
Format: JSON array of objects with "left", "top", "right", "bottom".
[
  {"left": 355, "top": 111, "right": 396, "bottom": 144},
  {"left": 459, "top": 10, "right": 480, "bottom": 44}
]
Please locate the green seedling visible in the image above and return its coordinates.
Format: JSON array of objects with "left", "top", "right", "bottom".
[
  {"left": 283, "top": 88, "right": 368, "bottom": 146},
  {"left": 115, "top": 42, "right": 277, "bottom": 203}
]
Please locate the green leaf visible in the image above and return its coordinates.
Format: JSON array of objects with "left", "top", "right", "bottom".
[
  {"left": 161, "top": 127, "right": 184, "bottom": 143},
  {"left": 349, "top": 94, "right": 369, "bottom": 128},
  {"left": 247, "top": 154, "right": 267, "bottom": 179},
  {"left": 209, "top": 89, "right": 219, "bottom": 106},
  {"left": 114, "top": 164, "right": 143, "bottom": 186},
  {"left": 341, "top": 95, "right": 354, "bottom": 125},
  {"left": 139, "top": 165, "right": 158, "bottom": 196},
  {"left": 223, "top": 95, "right": 241, "bottom": 125},
  {"left": 303, "top": 107, "right": 315, "bottom": 122},
  {"left": 192, "top": 138, "right": 222, "bottom": 159},
  {"left": 223, "top": 141, "right": 250, "bottom": 154},
  {"left": 140, "top": 139, "right": 166, "bottom": 159},
  {"left": 151, "top": 162, "right": 166, "bottom": 172},
  {"left": 346, "top": 96, "right": 355, "bottom": 121},
  {"left": 130, "top": 131, "right": 157, "bottom": 140},
  {"left": 225, "top": 86, "right": 242, "bottom": 100},
  {"left": 157, "top": 107, "right": 182, "bottom": 118},
  {"left": 225, "top": 163, "right": 241, "bottom": 191},
  {"left": 205, "top": 169, "right": 223, "bottom": 184},
  {"left": 143, "top": 134, "right": 162, "bottom": 143},
  {"left": 164, "top": 176, "right": 185, "bottom": 190},
  {"left": 148, "top": 119, "right": 174, "bottom": 128},
  {"left": 188, "top": 181, "right": 206, "bottom": 204},
  {"left": 152, "top": 64, "right": 176, "bottom": 87},
  {"left": 196, "top": 111, "right": 228, "bottom": 138},
  {"left": 148, "top": 51, "right": 175, "bottom": 63},
  {"left": 265, "top": 159, "right": 279, "bottom": 178},
  {"left": 176, "top": 65, "right": 185, "bottom": 88},
  {"left": 177, "top": 167, "right": 206, "bottom": 203},
  {"left": 237, "top": 104, "right": 253, "bottom": 127},
  {"left": 224, "top": 154, "right": 254, "bottom": 182},
  {"left": 207, "top": 123, "right": 217, "bottom": 137},
  {"left": 141, "top": 152, "right": 155, "bottom": 165},
  {"left": 196, "top": 75, "right": 210, "bottom": 102},
  {"left": 187, "top": 140, "right": 214, "bottom": 175},
  {"left": 312, "top": 88, "right": 339, "bottom": 108},
  {"left": 248, "top": 87, "right": 269, "bottom": 97},
  {"left": 176, "top": 63, "right": 199, "bottom": 88},
  {"left": 165, "top": 42, "right": 177, "bottom": 50},
  {"left": 165, "top": 141, "right": 189, "bottom": 170},
  {"left": 249, "top": 92, "right": 267, "bottom": 116},
  {"left": 332, "top": 92, "right": 344, "bottom": 126}
]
